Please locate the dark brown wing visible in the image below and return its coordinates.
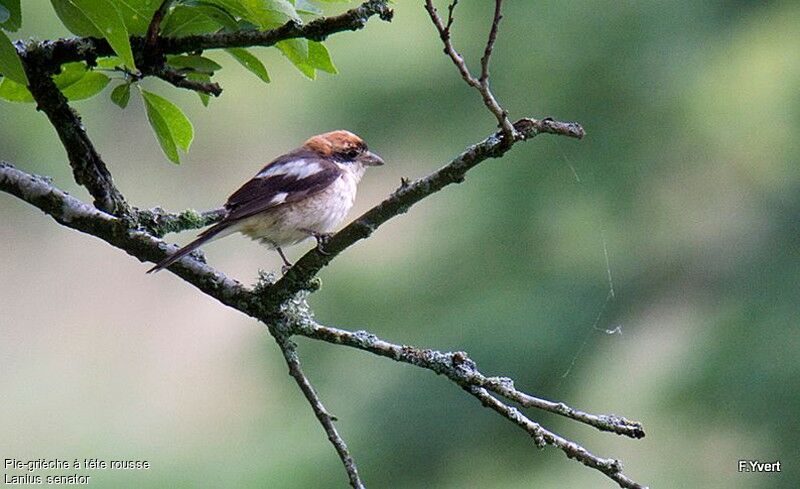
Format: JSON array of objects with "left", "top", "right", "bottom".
[
  {"left": 223, "top": 148, "right": 342, "bottom": 222},
  {"left": 147, "top": 149, "right": 341, "bottom": 273}
]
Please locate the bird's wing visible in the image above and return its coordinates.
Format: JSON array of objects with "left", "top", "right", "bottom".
[{"left": 223, "top": 149, "right": 342, "bottom": 222}]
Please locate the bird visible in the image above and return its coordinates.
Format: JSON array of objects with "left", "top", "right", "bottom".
[{"left": 147, "top": 130, "right": 384, "bottom": 274}]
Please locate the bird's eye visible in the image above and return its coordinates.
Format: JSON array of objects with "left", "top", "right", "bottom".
[{"left": 345, "top": 148, "right": 360, "bottom": 159}]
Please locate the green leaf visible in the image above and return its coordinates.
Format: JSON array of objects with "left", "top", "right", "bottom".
[
  {"left": 144, "top": 98, "right": 179, "bottom": 163},
  {"left": 53, "top": 62, "right": 88, "bottom": 88},
  {"left": 203, "top": 0, "right": 248, "bottom": 18},
  {"left": 162, "top": 5, "right": 221, "bottom": 36},
  {"left": 110, "top": 82, "right": 130, "bottom": 108},
  {"left": 308, "top": 41, "right": 336, "bottom": 74},
  {"left": 178, "top": 1, "right": 241, "bottom": 30},
  {"left": 48, "top": 61, "right": 109, "bottom": 101},
  {"left": 225, "top": 47, "right": 269, "bottom": 83},
  {"left": 263, "top": 0, "right": 298, "bottom": 19},
  {"left": 166, "top": 54, "right": 222, "bottom": 74},
  {"left": 0, "top": 61, "right": 111, "bottom": 103},
  {"left": 141, "top": 89, "right": 194, "bottom": 163},
  {"left": 277, "top": 38, "right": 314, "bottom": 79},
  {"left": 0, "top": 29, "right": 26, "bottom": 85},
  {"left": 240, "top": 0, "right": 298, "bottom": 29},
  {"left": 112, "top": 0, "right": 158, "bottom": 35},
  {"left": 0, "top": 0, "right": 21, "bottom": 31},
  {"left": 51, "top": 0, "right": 136, "bottom": 70},
  {"left": 51, "top": 0, "right": 100, "bottom": 36},
  {"left": 61, "top": 71, "right": 110, "bottom": 100},
  {"left": 95, "top": 55, "right": 122, "bottom": 69},
  {"left": 186, "top": 72, "right": 211, "bottom": 106},
  {"left": 0, "top": 76, "right": 32, "bottom": 102},
  {"left": 292, "top": 0, "right": 321, "bottom": 16}
]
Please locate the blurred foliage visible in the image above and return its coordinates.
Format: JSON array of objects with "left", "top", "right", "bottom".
[{"left": 1, "top": 1, "right": 798, "bottom": 488}]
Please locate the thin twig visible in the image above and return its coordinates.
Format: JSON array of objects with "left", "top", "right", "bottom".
[
  {"left": 424, "top": 0, "right": 515, "bottom": 139},
  {"left": 481, "top": 377, "right": 644, "bottom": 438},
  {"left": 273, "top": 333, "right": 365, "bottom": 489},
  {"left": 469, "top": 387, "right": 648, "bottom": 489},
  {"left": 152, "top": 65, "right": 223, "bottom": 96},
  {"left": 445, "top": 0, "right": 458, "bottom": 32},
  {"left": 479, "top": 0, "right": 503, "bottom": 84},
  {"left": 424, "top": 0, "right": 479, "bottom": 88}
]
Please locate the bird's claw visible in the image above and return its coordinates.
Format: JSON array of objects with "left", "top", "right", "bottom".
[{"left": 314, "top": 233, "right": 333, "bottom": 255}]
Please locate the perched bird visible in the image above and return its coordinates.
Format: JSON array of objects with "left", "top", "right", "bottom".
[{"left": 147, "top": 130, "right": 384, "bottom": 273}]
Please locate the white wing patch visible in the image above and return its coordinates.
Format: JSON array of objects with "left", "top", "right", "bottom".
[
  {"left": 270, "top": 192, "right": 288, "bottom": 205},
  {"left": 257, "top": 159, "right": 323, "bottom": 180}
]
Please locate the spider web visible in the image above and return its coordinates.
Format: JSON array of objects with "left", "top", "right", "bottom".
[{"left": 548, "top": 140, "right": 623, "bottom": 381}]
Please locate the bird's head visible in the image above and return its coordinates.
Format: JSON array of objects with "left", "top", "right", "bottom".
[{"left": 303, "top": 130, "right": 385, "bottom": 167}]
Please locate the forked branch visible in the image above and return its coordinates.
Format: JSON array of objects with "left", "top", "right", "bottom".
[
  {"left": 469, "top": 387, "right": 645, "bottom": 489},
  {"left": 141, "top": 0, "right": 224, "bottom": 97},
  {"left": 22, "top": 64, "right": 128, "bottom": 216},
  {"left": 424, "top": 0, "right": 515, "bottom": 140}
]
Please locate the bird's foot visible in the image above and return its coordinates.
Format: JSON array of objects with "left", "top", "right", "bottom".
[{"left": 313, "top": 233, "right": 333, "bottom": 255}]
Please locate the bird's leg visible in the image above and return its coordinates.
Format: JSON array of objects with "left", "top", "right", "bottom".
[
  {"left": 311, "top": 232, "right": 333, "bottom": 255},
  {"left": 299, "top": 228, "right": 333, "bottom": 255},
  {"left": 276, "top": 247, "right": 293, "bottom": 274}
]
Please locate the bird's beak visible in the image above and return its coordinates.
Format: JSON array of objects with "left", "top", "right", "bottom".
[{"left": 359, "top": 150, "right": 385, "bottom": 166}]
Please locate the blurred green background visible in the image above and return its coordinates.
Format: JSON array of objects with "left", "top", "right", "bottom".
[{"left": 1, "top": 1, "right": 798, "bottom": 488}]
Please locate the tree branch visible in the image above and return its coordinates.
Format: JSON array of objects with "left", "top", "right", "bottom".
[
  {"left": 145, "top": 0, "right": 175, "bottom": 56},
  {"left": 469, "top": 387, "right": 647, "bottom": 489},
  {"left": 268, "top": 117, "right": 585, "bottom": 305},
  {"left": 140, "top": 0, "right": 225, "bottom": 96},
  {"left": 20, "top": 0, "right": 393, "bottom": 70},
  {"left": 0, "top": 160, "right": 646, "bottom": 488},
  {"left": 290, "top": 319, "right": 643, "bottom": 439},
  {"left": 133, "top": 206, "right": 226, "bottom": 238},
  {"left": 21, "top": 63, "right": 128, "bottom": 216},
  {"left": 272, "top": 332, "right": 364, "bottom": 489},
  {"left": 0, "top": 162, "right": 254, "bottom": 313}
]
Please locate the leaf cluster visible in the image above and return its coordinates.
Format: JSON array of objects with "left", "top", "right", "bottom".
[{"left": 0, "top": 0, "right": 345, "bottom": 163}]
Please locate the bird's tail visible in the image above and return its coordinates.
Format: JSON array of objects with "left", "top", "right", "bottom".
[{"left": 146, "top": 221, "right": 232, "bottom": 273}]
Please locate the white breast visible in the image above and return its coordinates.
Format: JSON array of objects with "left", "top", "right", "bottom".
[{"left": 233, "top": 169, "right": 361, "bottom": 249}]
